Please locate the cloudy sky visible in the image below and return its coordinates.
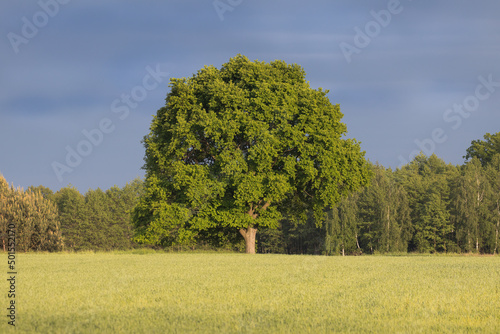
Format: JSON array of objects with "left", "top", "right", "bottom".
[{"left": 1, "top": 0, "right": 499, "bottom": 193}]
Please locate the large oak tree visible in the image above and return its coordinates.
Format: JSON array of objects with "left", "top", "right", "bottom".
[{"left": 133, "top": 55, "right": 371, "bottom": 253}]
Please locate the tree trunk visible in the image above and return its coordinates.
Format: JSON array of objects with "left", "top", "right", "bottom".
[
  {"left": 240, "top": 201, "right": 270, "bottom": 254},
  {"left": 240, "top": 227, "right": 257, "bottom": 254}
]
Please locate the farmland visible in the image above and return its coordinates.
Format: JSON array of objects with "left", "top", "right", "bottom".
[{"left": 5, "top": 252, "right": 500, "bottom": 333}]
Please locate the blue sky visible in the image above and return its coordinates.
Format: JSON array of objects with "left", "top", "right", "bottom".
[{"left": 1, "top": 0, "right": 499, "bottom": 193}]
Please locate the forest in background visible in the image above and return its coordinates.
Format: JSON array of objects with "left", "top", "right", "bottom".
[{"left": 1, "top": 132, "right": 499, "bottom": 254}]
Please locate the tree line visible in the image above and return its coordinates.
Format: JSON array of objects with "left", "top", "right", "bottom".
[
  {"left": 0, "top": 177, "right": 143, "bottom": 252},
  {"left": 0, "top": 132, "right": 498, "bottom": 254},
  {"left": 258, "top": 132, "right": 500, "bottom": 255},
  {"left": 0, "top": 177, "right": 63, "bottom": 252},
  {"left": 325, "top": 152, "right": 499, "bottom": 255}
]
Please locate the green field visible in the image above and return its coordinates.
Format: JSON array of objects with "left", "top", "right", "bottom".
[{"left": 3, "top": 252, "right": 500, "bottom": 333}]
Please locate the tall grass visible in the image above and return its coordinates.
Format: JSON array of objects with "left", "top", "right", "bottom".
[{"left": 4, "top": 252, "right": 500, "bottom": 333}]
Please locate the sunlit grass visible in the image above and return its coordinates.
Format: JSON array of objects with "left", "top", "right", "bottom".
[{"left": 4, "top": 252, "right": 500, "bottom": 333}]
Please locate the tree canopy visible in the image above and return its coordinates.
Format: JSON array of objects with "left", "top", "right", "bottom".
[
  {"left": 465, "top": 132, "right": 500, "bottom": 166},
  {"left": 133, "top": 55, "right": 371, "bottom": 253},
  {"left": 0, "top": 174, "right": 63, "bottom": 252},
  {"left": 54, "top": 179, "right": 144, "bottom": 251}
]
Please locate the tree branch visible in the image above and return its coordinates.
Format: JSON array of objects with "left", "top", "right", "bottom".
[{"left": 260, "top": 201, "right": 271, "bottom": 212}]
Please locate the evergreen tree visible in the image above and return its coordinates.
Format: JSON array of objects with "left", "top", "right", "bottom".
[
  {"left": 257, "top": 223, "right": 286, "bottom": 254},
  {"left": 85, "top": 188, "right": 111, "bottom": 250},
  {"left": 105, "top": 178, "right": 144, "bottom": 249},
  {"left": 396, "top": 154, "right": 457, "bottom": 253},
  {"left": 54, "top": 186, "right": 88, "bottom": 250},
  {"left": 281, "top": 212, "right": 324, "bottom": 254},
  {"left": 55, "top": 181, "right": 144, "bottom": 252},
  {"left": 417, "top": 190, "right": 452, "bottom": 252},
  {"left": 414, "top": 156, "right": 454, "bottom": 252}
]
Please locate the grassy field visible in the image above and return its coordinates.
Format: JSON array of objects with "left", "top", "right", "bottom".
[{"left": 3, "top": 251, "right": 499, "bottom": 333}]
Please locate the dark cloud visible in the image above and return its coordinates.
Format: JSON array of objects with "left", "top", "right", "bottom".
[{"left": 1, "top": 0, "right": 499, "bottom": 191}]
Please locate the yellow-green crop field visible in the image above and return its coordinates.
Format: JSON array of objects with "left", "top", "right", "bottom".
[{"left": 3, "top": 252, "right": 500, "bottom": 333}]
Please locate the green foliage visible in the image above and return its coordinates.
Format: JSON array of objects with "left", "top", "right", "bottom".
[
  {"left": 357, "top": 164, "right": 411, "bottom": 254},
  {"left": 465, "top": 131, "right": 500, "bottom": 166},
  {"left": 395, "top": 154, "right": 457, "bottom": 253},
  {"left": 135, "top": 55, "right": 371, "bottom": 251},
  {"left": 0, "top": 174, "right": 63, "bottom": 251},
  {"left": 105, "top": 179, "right": 145, "bottom": 249},
  {"left": 417, "top": 191, "right": 452, "bottom": 252},
  {"left": 282, "top": 213, "right": 325, "bottom": 254},
  {"left": 54, "top": 179, "right": 144, "bottom": 251},
  {"left": 53, "top": 185, "right": 88, "bottom": 250},
  {"left": 28, "top": 185, "right": 55, "bottom": 201},
  {"left": 485, "top": 154, "right": 500, "bottom": 254},
  {"left": 452, "top": 158, "right": 494, "bottom": 253},
  {"left": 133, "top": 175, "right": 196, "bottom": 247},
  {"left": 325, "top": 193, "right": 360, "bottom": 255},
  {"left": 256, "top": 223, "right": 286, "bottom": 254},
  {"left": 407, "top": 155, "right": 455, "bottom": 252},
  {"left": 26, "top": 188, "right": 64, "bottom": 251}
]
